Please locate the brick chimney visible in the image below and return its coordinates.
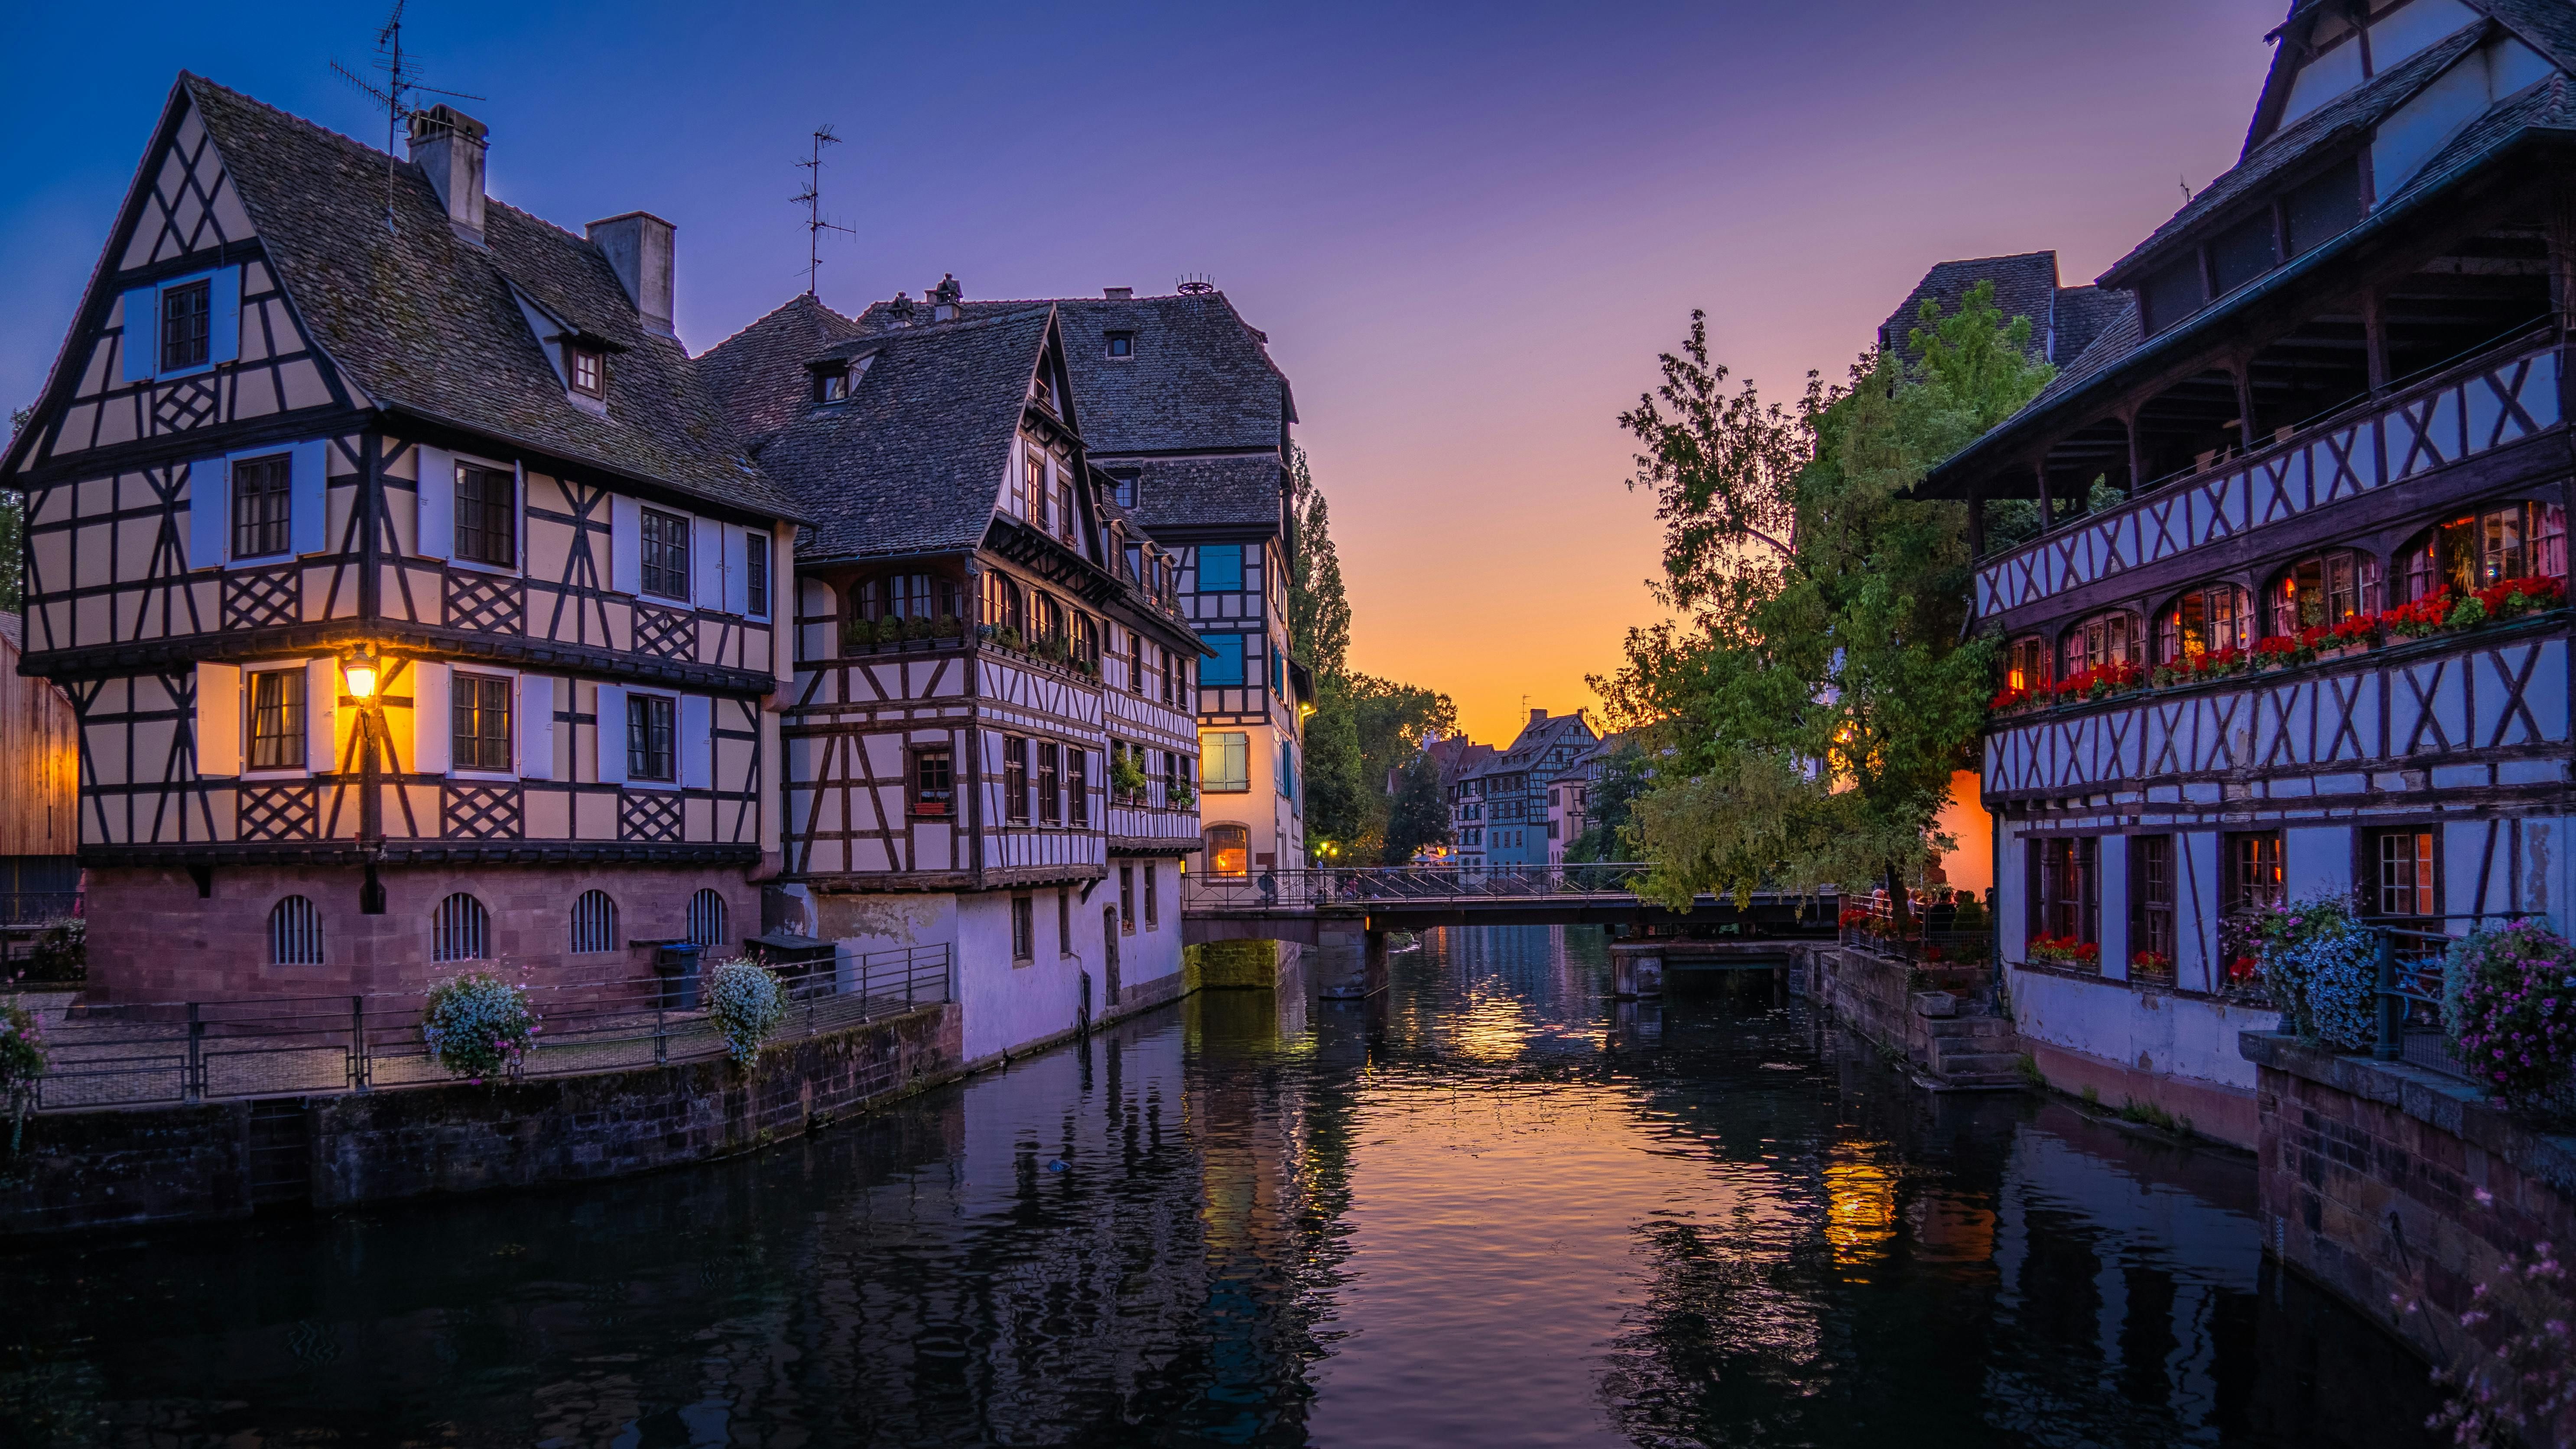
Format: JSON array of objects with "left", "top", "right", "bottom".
[
  {"left": 406, "top": 104, "right": 488, "bottom": 243},
  {"left": 1530, "top": 707, "right": 1547, "bottom": 726},
  {"left": 1103, "top": 286, "right": 1133, "bottom": 299},
  {"left": 587, "top": 213, "right": 677, "bottom": 337}
]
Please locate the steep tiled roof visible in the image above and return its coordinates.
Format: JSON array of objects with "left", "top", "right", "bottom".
[
  {"left": 2050, "top": 286, "right": 2128, "bottom": 370},
  {"left": 852, "top": 289, "right": 1293, "bottom": 533},
  {"left": 697, "top": 293, "right": 864, "bottom": 442},
  {"left": 1123, "top": 455, "right": 1283, "bottom": 532},
  {"left": 2099, "top": 23, "right": 2490, "bottom": 285},
  {"left": 1877, "top": 252, "right": 2061, "bottom": 365},
  {"left": 712, "top": 307, "right": 1052, "bottom": 563},
  {"left": 183, "top": 76, "right": 790, "bottom": 519}
]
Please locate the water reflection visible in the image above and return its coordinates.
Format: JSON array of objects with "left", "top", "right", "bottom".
[{"left": 1, "top": 925, "right": 2438, "bottom": 1447}]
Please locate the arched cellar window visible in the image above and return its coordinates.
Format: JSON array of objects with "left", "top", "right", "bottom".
[
  {"left": 569, "top": 890, "right": 617, "bottom": 955},
  {"left": 2060, "top": 611, "right": 2137, "bottom": 678},
  {"left": 2155, "top": 581, "right": 2254, "bottom": 664},
  {"left": 2399, "top": 499, "right": 2568, "bottom": 601},
  {"left": 1203, "top": 823, "right": 1250, "bottom": 877},
  {"left": 2267, "top": 548, "right": 2380, "bottom": 636},
  {"left": 688, "top": 889, "right": 728, "bottom": 949},
  {"left": 269, "top": 896, "right": 323, "bottom": 965},
  {"left": 433, "top": 892, "right": 491, "bottom": 963},
  {"left": 2004, "top": 636, "right": 2049, "bottom": 692}
]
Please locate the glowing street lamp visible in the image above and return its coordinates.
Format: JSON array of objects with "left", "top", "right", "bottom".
[{"left": 340, "top": 643, "right": 382, "bottom": 706}]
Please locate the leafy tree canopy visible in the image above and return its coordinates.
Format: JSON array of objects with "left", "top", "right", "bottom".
[{"left": 1595, "top": 281, "right": 2052, "bottom": 906}]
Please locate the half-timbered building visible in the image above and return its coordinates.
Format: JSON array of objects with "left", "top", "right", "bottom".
[
  {"left": 5, "top": 78, "right": 797, "bottom": 1000},
  {"left": 702, "top": 289, "right": 1204, "bottom": 1063},
  {"left": 844, "top": 287, "right": 1312, "bottom": 884},
  {"left": 1916, "top": 0, "right": 2576, "bottom": 1144}
]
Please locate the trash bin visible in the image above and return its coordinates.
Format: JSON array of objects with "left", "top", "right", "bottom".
[{"left": 654, "top": 942, "right": 705, "bottom": 1010}]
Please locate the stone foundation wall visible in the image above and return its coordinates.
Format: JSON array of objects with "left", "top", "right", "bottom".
[
  {"left": 1186, "top": 938, "right": 1300, "bottom": 990},
  {"left": 1810, "top": 945, "right": 1967, "bottom": 1072},
  {"left": 84, "top": 863, "right": 766, "bottom": 1003},
  {"left": 0, "top": 1001, "right": 960, "bottom": 1237},
  {"left": 2246, "top": 1032, "right": 2576, "bottom": 1436}
]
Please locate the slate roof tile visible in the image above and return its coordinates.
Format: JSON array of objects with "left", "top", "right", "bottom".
[
  {"left": 182, "top": 75, "right": 792, "bottom": 520},
  {"left": 714, "top": 307, "right": 1054, "bottom": 563}
]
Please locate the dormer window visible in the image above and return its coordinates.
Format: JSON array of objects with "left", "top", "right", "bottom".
[
  {"left": 1033, "top": 370, "right": 1056, "bottom": 413},
  {"left": 569, "top": 345, "right": 606, "bottom": 399},
  {"left": 816, "top": 364, "right": 851, "bottom": 404},
  {"left": 1110, "top": 471, "right": 1138, "bottom": 508},
  {"left": 1106, "top": 331, "right": 1134, "bottom": 359}
]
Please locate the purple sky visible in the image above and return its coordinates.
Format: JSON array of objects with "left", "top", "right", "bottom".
[{"left": 0, "top": 1, "right": 2282, "bottom": 745}]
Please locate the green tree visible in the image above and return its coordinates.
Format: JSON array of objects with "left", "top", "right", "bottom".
[
  {"left": 1598, "top": 281, "right": 2052, "bottom": 908},
  {"left": 1383, "top": 752, "right": 1450, "bottom": 864},
  {"left": 1286, "top": 445, "right": 1350, "bottom": 677},
  {"left": 1561, "top": 740, "right": 1651, "bottom": 863}
]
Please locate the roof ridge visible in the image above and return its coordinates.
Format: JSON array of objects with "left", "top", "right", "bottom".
[{"left": 698, "top": 292, "right": 858, "bottom": 360}]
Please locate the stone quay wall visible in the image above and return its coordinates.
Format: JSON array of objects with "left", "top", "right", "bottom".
[
  {"left": 2245, "top": 1031, "right": 2576, "bottom": 1437},
  {"left": 1809, "top": 945, "right": 1979, "bottom": 1072},
  {"left": 0, "top": 1001, "right": 961, "bottom": 1238}
]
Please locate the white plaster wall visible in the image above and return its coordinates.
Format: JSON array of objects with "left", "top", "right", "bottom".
[
  {"left": 2099, "top": 834, "right": 2131, "bottom": 981},
  {"left": 2007, "top": 968, "right": 2281, "bottom": 1090},
  {"left": 2286, "top": 825, "right": 2353, "bottom": 903},
  {"left": 1997, "top": 818, "right": 2028, "bottom": 965},
  {"left": 953, "top": 887, "right": 1108, "bottom": 1064},
  {"left": 1120, "top": 858, "right": 1185, "bottom": 993}
]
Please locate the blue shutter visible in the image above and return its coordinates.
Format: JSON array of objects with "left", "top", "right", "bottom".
[
  {"left": 1204, "top": 633, "right": 1245, "bottom": 685},
  {"left": 121, "top": 286, "right": 158, "bottom": 381},
  {"left": 289, "top": 440, "right": 328, "bottom": 556},
  {"left": 187, "top": 455, "right": 229, "bottom": 569},
  {"left": 1197, "top": 545, "right": 1242, "bottom": 592},
  {"left": 208, "top": 266, "right": 242, "bottom": 365}
]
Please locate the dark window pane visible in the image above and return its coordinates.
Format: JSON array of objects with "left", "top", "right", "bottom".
[
  {"left": 745, "top": 533, "right": 770, "bottom": 614},
  {"left": 2209, "top": 214, "right": 2278, "bottom": 296},
  {"left": 2284, "top": 157, "right": 2362, "bottom": 257},
  {"left": 161, "top": 280, "right": 211, "bottom": 371},
  {"left": 627, "top": 693, "right": 675, "bottom": 781},
  {"left": 641, "top": 508, "right": 690, "bottom": 599},
  {"left": 232, "top": 454, "right": 293, "bottom": 559},
  {"left": 2141, "top": 257, "right": 2207, "bottom": 336},
  {"left": 455, "top": 465, "right": 516, "bottom": 568}
]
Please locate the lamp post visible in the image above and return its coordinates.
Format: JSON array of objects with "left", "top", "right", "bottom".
[{"left": 341, "top": 643, "right": 386, "bottom": 891}]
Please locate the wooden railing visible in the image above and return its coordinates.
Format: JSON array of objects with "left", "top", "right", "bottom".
[{"left": 1975, "top": 331, "right": 2562, "bottom": 619}]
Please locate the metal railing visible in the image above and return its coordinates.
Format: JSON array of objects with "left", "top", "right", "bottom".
[
  {"left": 1835, "top": 893, "right": 1996, "bottom": 968},
  {"left": 2361, "top": 915, "right": 2576, "bottom": 1119},
  {"left": 12, "top": 943, "right": 950, "bottom": 1114},
  {"left": 1183, "top": 863, "right": 1680, "bottom": 911},
  {"left": 0, "top": 893, "right": 81, "bottom": 928}
]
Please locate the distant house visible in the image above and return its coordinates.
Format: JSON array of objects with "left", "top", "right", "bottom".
[
  {"left": 1545, "top": 733, "right": 1629, "bottom": 866},
  {"left": 1462, "top": 708, "right": 1597, "bottom": 869},
  {"left": 0, "top": 612, "right": 81, "bottom": 923}
]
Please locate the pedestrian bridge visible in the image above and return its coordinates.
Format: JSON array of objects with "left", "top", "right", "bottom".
[{"left": 1180, "top": 865, "right": 1837, "bottom": 945}]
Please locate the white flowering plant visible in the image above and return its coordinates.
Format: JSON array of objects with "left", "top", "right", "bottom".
[
  {"left": 421, "top": 971, "right": 538, "bottom": 1081},
  {"left": 706, "top": 958, "right": 787, "bottom": 1066}
]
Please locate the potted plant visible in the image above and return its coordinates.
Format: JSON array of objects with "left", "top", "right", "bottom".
[
  {"left": 2442, "top": 918, "right": 2576, "bottom": 1109},
  {"left": 2475, "top": 574, "right": 2566, "bottom": 622},
  {"left": 934, "top": 614, "right": 965, "bottom": 641},
  {"left": 2254, "top": 894, "right": 2377, "bottom": 1049},
  {"left": 421, "top": 970, "right": 539, "bottom": 1082},
  {"left": 2317, "top": 611, "right": 2379, "bottom": 660},
  {"left": 995, "top": 624, "right": 1024, "bottom": 652},
  {"left": 1109, "top": 751, "right": 1150, "bottom": 802},
  {"left": 706, "top": 958, "right": 788, "bottom": 1067},
  {"left": 2388, "top": 588, "right": 2453, "bottom": 640},
  {"left": 842, "top": 616, "right": 877, "bottom": 651}
]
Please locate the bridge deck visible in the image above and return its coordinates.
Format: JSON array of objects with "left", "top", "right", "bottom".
[{"left": 1180, "top": 867, "right": 1838, "bottom": 946}]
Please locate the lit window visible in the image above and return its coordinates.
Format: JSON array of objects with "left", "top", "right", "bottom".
[
  {"left": 248, "top": 668, "right": 306, "bottom": 770},
  {"left": 2401, "top": 501, "right": 2568, "bottom": 600},
  {"left": 452, "top": 673, "right": 513, "bottom": 771},
  {"left": 1204, "top": 824, "right": 1250, "bottom": 877},
  {"left": 2376, "top": 831, "right": 2437, "bottom": 918},
  {"left": 2157, "top": 582, "right": 2254, "bottom": 664}
]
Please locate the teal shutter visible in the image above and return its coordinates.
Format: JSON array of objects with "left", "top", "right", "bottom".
[
  {"left": 1197, "top": 545, "right": 1242, "bottom": 592},
  {"left": 208, "top": 266, "right": 242, "bottom": 364},
  {"left": 1205, "top": 633, "right": 1245, "bottom": 685},
  {"left": 121, "top": 286, "right": 158, "bottom": 381}
]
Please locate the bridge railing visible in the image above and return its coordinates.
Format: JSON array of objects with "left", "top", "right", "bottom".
[{"left": 1176, "top": 864, "right": 1854, "bottom": 913}]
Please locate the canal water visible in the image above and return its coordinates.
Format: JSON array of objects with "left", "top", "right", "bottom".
[{"left": 3, "top": 926, "right": 2444, "bottom": 1448}]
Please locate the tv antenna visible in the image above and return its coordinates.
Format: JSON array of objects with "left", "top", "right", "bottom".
[
  {"left": 331, "top": 0, "right": 482, "bottom": 233},
  {"left": 1176, "top": 273, "right": 1217, "bottom": 295},
  {"left": 793, "top": 125, "right": 857, "bottom": 296}
]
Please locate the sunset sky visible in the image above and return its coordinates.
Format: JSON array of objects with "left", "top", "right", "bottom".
[{"left": 0, "top": 1, "right": 2280, "bottom": 746}]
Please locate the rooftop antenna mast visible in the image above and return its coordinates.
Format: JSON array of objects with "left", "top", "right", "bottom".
[
  {"left": 331, "top": 0, "right": 482, "bottom": 233},
  {"left": 793, "top": 125, "right": 856, "bottom": 296}
]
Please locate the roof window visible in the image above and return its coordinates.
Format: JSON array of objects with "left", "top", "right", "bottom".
[
  {"left": 1106, "top": 331, "right": 1135, "bottom": 359},
  {"left": 568, "top": 344, "right": 606, "bottom": 399}
]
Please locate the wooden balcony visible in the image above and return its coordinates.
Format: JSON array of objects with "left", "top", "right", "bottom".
[{"left": 1975, "top": 332, "right": 2563, "bottom": 623}]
